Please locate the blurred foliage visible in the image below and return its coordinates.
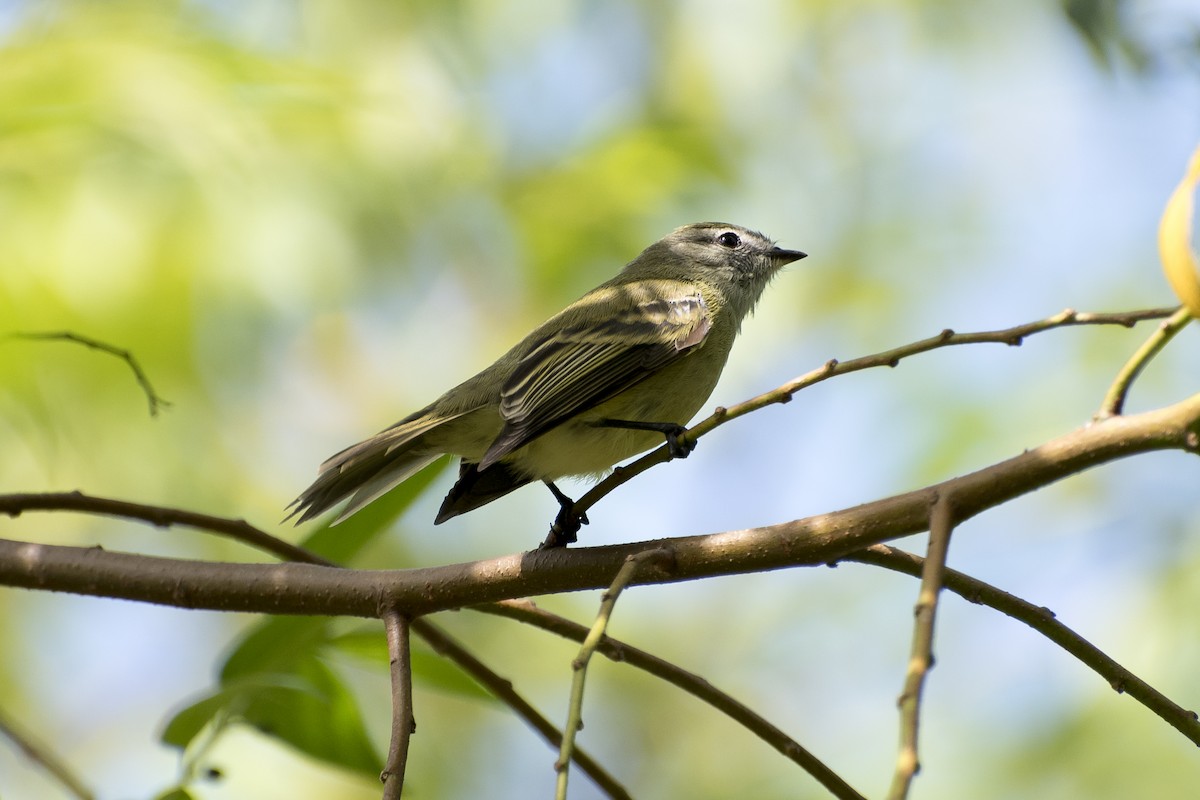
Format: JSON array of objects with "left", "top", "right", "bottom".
[
  {"left": 1, "top": 0, "right": 1198, "bottom": 798},
  {"left": 1062, "top": 0, "right": 1200, "bottom": 74},
  {"left": 1062, "top": 0, "right": 1152, "bottom": 70}
]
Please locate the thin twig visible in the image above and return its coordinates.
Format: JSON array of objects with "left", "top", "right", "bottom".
[
  {"left": 0, "top": 492, "right": 321, "bottom": 565},
  {"left": 476, "top": 599, "right": 867, "bottom": 800},
  {"left": 381, "top": 609, "right": 415, "bottom": 800},
  {"left": 6, "top": 331, "right": 171, "bottom": 417},
  {"left": 888, "top": 495, "right": 955, "bottom": 800},
  {"left": 569, "top": 307, "right": 1177, "bottom": 524},
  {"left": 411, "top": 618, "right": 632, "bottom": 800},
  {"left": 557, "top": 549, "right": 673, "bottom": 800},
  {"left": 847, "top": 545, "right": 1200, "bottom": 747},
  {"left": 1096, "top": 306, "right": 1193, "bottom": 419},
  {"left": 0, "top": 707, "right": 95, "bottom": 800}
]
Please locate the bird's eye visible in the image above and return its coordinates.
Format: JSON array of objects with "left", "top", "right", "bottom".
[{"left": 717, "top": 232, "right": 741, "bottom": 248}]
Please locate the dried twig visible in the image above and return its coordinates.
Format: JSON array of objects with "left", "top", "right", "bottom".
[
  {"left": 0, "top": 491, "right": 319, "bottom": 564},
  {"left": 7, "top": 331, "right": 171, "bottom": 417}
]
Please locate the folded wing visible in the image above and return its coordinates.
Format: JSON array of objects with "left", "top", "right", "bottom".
[{"left": 479, "top": 287, "right": 711, "bottom": 470}]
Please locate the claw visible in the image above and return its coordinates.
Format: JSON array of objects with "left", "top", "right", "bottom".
[
  {"left": 662, "top": 425, "right": 695, "bottom": 459},
  {"left": 541, "top": 481, "right": 587, "bottom": 548}
]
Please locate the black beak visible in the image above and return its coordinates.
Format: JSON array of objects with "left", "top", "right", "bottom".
[{"left": 770, "top": 247, "right": 807, "bottom": 265}]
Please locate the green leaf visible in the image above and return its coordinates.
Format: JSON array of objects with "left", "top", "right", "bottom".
[
  {"left": 161, "top": 673, "right": 314, "bottom": 750},
  {"left": 163, "top": 665, "right": 382, "bottom": 779},
  {"left": 241, "top": 659, "right": 383, "bottom": 777},
  {"left": 326, "top": 629, "right": 389, "bottom": 663},
  {"left": 219, "top": 616, "right": 332, "bottom": 684},
  {"left": 161, "top": 690, "right": 230, "bottom": 750}
]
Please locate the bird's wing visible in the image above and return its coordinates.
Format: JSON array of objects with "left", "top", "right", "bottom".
[{"left": 478, "top": 285, "right": 710, "bottom": 469}]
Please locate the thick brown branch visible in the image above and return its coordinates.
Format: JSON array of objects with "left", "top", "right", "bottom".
[{"left": 1, "top": 393, "right": 1196, "bottom": 616}]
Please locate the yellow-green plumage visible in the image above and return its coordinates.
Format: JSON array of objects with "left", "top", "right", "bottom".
[{"left": 289, "top": 222, "right": 805, "bottom": 534}]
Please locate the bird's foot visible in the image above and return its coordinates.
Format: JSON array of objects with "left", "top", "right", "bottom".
[
  {"left": 660, "top": 424, "right": 695, "bottom": 459},
  {"left": 540, "top": 481, "right": 588, "bottom": 549}
]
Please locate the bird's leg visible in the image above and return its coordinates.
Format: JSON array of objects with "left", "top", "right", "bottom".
[
  {"left": 540, "top": 480, "right": 588, "bottom": 549},
  {"left": 596, "top": 418, "right": 696, "bottom": 459}
]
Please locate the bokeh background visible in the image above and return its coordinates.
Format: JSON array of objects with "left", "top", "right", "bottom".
[{"left": 2, "top": 0, "right": 1199, "bottom": 798}]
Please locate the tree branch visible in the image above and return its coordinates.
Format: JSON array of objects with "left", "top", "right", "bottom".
[
  {"left": 847, "top": 545, "right": 1200, "bottom": 747},
  {"left": 0, "top": 493, "right": 637, "bottom": 796},
  {"left": 1096, "top": 306, "right": 1192, "bottom": 418},
  {"left": 2, "top": 391, "right": 1197, "bottom": 617},
  {"left": 889, "top": 495, "right": 955, "bottom": 800},
  {"left": 0, "top": 707, "right": 94, "bottom": 800},
  {"left": 6, "top": 331, "right": 171, "bottom": 417},
  {"left": 476, "top": 599, "right": 868, "bottom": 800},
  {"left": 411, "top": 618, "right": 633, "bottom": 800},
  {"left": 7, "top": 479, "right": 853, "bottom": 797},
  {"left": 381, "top": 609, "right": 414, "bottom": 800},
  {"left": 0, "top": 492, "right": 319, "bottom": 564},
  {"left": 556, "top": 549, "right": 672, "bottom": 800}
]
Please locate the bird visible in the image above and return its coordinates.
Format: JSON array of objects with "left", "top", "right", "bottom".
[{"left": 288, "top": 222, "right": 806, "bottom": 546}]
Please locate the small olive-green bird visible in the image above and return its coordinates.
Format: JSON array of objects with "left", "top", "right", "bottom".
[{"left": 289, "top": 222, "right": 805, "bottom": 545}]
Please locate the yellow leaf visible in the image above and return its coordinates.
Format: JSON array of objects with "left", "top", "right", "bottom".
[{"left": 1159, "top": 143, "right": 1200, "bottom": 317}]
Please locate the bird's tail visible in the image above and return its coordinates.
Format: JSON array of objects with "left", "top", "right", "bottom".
[
  {"left": 433, "top": 459, "right": 534, "bottom": 524},
  {"left": 287, "top": 409, "right": 467, "bottom": 525}
]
